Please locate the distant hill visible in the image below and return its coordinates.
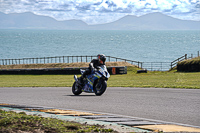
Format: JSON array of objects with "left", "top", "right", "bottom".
[
  {"left": 0, "top": 12, "right": 88, "bottom": 29},
  {"left": 90, "top": 13, "right": 200, "bottom": 30},
  {"left": 0, "top": 12, "right": 200, "bottom": 30}
]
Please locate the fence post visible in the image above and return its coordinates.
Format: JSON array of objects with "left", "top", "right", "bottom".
[
  {"left": 198, "top": 51, "right": 199, "bottom": 57},
  {"left": 185, "top": 54, "right": 187, "bottom": 60},
  {"left": 171, "top": 62, "right": 172, "bottom": 69},
  {"left": 67, "top": 56, "right": 69, "bottom": 63}
]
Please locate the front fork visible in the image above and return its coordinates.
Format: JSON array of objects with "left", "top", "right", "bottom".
[
  {"left": 74, "top": 75, "right": 83, "bottom": 89},
  {"left": 96, "top": 78, "right": 103, "bottom": 89},
  {"left": 74, "top": 75, "right": 78, "bottom": 82}
]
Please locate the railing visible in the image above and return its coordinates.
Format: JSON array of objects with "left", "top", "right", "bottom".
[
  {"left": 142, "top": 62, "right": 171, "bottom": 71},
  {"left": 0, "top": 55, "right": 143, "bottom": 68},
  {"left": 171, "top": 54, "right": 187, "bottom": 69},
  {"left": 170, "top": 51, "right": 200, "bottom": 69},
  {"left": 1, "top": 52, "right": 198, "bottom": 71},
  {"left": 187, "top": 51, "right": 200, "bottom": 59},
  {"left": 108, "top": 56, "right": 142, "bottom": 68}
]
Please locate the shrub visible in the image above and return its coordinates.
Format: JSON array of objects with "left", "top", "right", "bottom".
[{"left": 177, "top": 57, "right": 200, "bottom": 72}]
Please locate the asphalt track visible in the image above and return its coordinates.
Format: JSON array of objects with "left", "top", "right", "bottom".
[{"left": 0, "top": 87, "right": 199, "bottom": 127}]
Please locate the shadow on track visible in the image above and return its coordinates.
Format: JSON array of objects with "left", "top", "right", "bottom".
[{"left": 65, "top": 95, "right": 96, "bottom": 97}]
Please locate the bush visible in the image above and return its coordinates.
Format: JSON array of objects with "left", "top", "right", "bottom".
[{"left": 177, "top": 57, "right": 200, "bottom": 72}]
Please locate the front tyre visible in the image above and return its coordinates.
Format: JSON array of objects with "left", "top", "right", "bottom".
[
  {"left": 72, "top": 82, "right": 82, "bottom": 95},
  {"left": 94, "top": 80, "right": 107, "bottom": 96}
]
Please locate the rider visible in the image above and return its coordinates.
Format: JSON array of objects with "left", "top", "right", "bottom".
[{"left": 78, "top": 54, "right": 106, "bottom": 85}]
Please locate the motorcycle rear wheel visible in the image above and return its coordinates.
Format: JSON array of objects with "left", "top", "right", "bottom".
[
  {"left": 72, "top": 82, "right": 82, "bottom": 95},
  {"left": 94, "top": 80, "right": 107, "bottom": 96}
]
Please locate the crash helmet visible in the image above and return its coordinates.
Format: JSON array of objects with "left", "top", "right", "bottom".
[{"left": 97, "top": 54, "right": 106, "bottom": 64}]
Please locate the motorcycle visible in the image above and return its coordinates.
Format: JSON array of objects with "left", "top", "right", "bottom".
[{"left": 72, "top": 65, "right": 110, "bottom": 96}]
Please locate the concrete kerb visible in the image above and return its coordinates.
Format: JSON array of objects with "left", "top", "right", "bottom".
[
  {"left": 0, "top": 106, "right": 149, "bottom": 133},
  {"left": 1, "top": 104, "right": 200, "bottom": 132}
]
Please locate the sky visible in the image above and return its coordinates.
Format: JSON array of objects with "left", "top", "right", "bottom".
[{"left": 0, "top": 0, "right": 200, "bottom": 25}]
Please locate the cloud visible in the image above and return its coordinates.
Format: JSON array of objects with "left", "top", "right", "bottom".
[{"left": 0, "top": 0, "right": 199, "bottom": 24}]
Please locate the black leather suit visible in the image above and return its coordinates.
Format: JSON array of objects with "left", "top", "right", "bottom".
[{"left": 82, "top": 59, "right": 104, "bottom": 78}]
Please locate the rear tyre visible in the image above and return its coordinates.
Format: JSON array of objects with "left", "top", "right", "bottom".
[
  {"left": 94, "top": 80, "right": 107, "bottom": 96},
  {"left": 72, "top": 82, "right": 82, "bottom": 95}
]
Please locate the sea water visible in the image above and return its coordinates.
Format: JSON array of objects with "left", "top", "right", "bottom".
[{"left": 0, "top": 29, "right": 199, "bottom": 62}]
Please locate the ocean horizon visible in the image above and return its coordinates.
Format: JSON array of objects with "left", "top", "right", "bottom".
[{"left": 0, "top": 29, "right": 200, "bottom": 63}]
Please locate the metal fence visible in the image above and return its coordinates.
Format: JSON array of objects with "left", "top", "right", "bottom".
[
  {"left": 0, "top": 55, "right": 142, "bottom": 68},
  {"left": 1, "top": 51, "right": 198, "bottom": 71},
  {"left": 0, "top": 55, "right": 172, "bottom": 71},
  {"left": 142, "top": 62, "right": 171, "bottom": 71}
]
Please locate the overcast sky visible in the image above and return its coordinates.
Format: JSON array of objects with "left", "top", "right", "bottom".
[{"left": 0, "top": 0, "right": 200, "bottom": 24}]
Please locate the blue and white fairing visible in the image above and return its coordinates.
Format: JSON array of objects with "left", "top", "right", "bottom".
[
  {"left": 80, "top": 65, "right": 110, "bottom": 92},
  {"left": 80, "top": 65, "right": 110, "bottom": 79},
  {"left": 96, "top": 65, "right": 110, "bottom": 79}
]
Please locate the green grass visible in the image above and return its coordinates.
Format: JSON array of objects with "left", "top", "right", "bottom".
[
  {"left": 0, "top": 109, "right": 113, "bottom": 133},
  {"left": 0, "top": 75, "right": 74, "bottom": 87},
  {"left": 109, "top": 68, "right": 200, "bottom": 89},
  {"left": 179, "top": 56, "right": 200, "bottom": 65},
  {"left": 0, "top": 66, "right": 199, "bottom": 89}
]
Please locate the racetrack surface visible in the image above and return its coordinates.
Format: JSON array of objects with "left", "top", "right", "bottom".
[{"left": 0, "top": 87, "right": 199, "bottom": 127}]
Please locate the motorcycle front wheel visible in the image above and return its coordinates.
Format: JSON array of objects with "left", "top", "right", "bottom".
[
  {"left": 94, "top": 80, "right": 107, "bottom": 96},
  {"left": 72, "top": 82, "right": 82, "bottom": 95}
]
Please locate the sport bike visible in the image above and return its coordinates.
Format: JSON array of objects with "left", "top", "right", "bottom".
[{"left": 72, "top": 65, "right": 110, "bottom": 96}]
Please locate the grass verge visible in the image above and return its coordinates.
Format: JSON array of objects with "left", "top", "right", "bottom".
[
  {"left": 0, "top": 66, "right": 199, "bottom": 88},
  {"left": 0, "top": 109, "right": 114, "bottom": 133}
]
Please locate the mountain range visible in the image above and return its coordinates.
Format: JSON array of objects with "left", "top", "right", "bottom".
[{"left": 0, "top": 12, "right": 200, "bottom": 30}]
